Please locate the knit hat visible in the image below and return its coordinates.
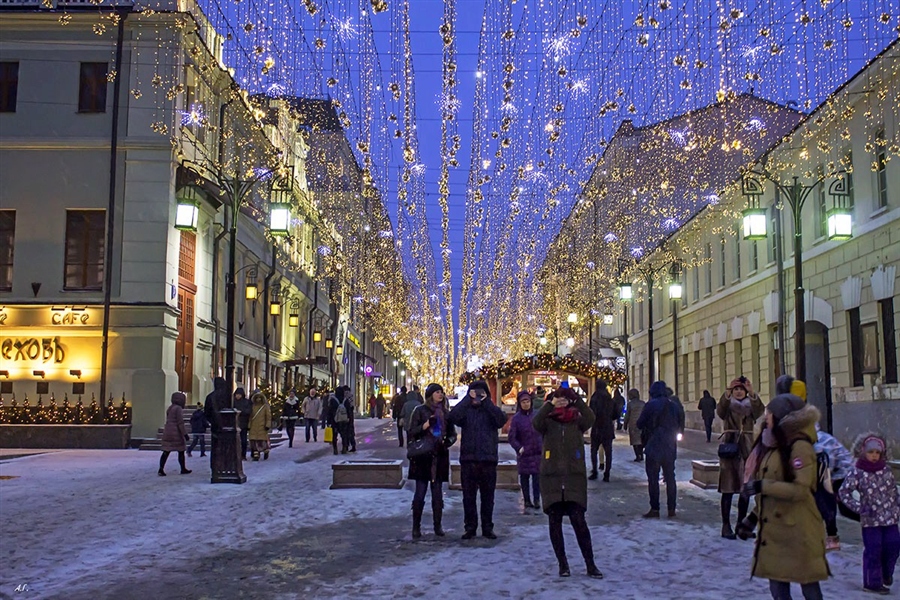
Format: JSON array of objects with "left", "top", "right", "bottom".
[
  {"left": 649, "top": 381, "right": 668, "bottom": 398},
  {"left": 863, "top": 436, "right": 886, "bottom": 454},
  {"left": 555, "top": 386, "right": 579, "bottom": 402},
  {"left": 728, "top": 377, "right": 752, "bottom": 393},
  {"left": 790, "top": 380, "right": 807, "bottom": 401},
  {"left": 767, "top": 393, "right": 805, "bottom": 422},
  {"left": 425, "top": 383, "right": 444, "bottom": 400},
  {"left": 627, "top": 388, "right": 640, "bottom": 401},
  {"left": 468, "top": 380, "right": 490, "bottom": 397}
]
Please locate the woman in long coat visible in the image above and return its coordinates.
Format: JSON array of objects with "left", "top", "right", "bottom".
[
  {"left": 532, "top": 387, "right": 603, "bottom": 579},
  {"left": 742, "top": 394, "right": 829, "bottom": 599},
  {"left": 622, "top": 388, "right": 646, "bottom": 462},
  {"left": 717, "top": 376, "right": 764, "bottom": 539},
  {"left": 249, "top": 390, "right": 272, "bottom": 461},
  {"left": 407, "top": 383, "right": 456, "bottom": 539},
  {"left": 159, "top": 391, "right": 191, "bottom": 476},
  {"left": 508, "top": 391, "right": 542, "bottom": 510}
]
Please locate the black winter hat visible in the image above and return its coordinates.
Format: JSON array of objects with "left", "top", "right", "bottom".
[
  {"left": 767, "top": 393, "right": 805, "bottom": 422},
  {"left": 425, "top": 383, "right": 444, "bottom": 399},
  {"left": 468, "top": 380, "right": 490, "bottom": 396}
]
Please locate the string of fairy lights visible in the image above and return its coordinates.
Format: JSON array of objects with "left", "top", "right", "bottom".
[{"left": 58, "top": 0, "right": 898, "bottom": 384}]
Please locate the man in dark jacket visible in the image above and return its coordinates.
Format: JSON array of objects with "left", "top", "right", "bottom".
[
  {"left": 613, "top": 387, "right": 626, "bottom": 431},
  {"left": 233, "top": 387, "right": 251, "bottom": 460},
  {"left": 697, "top": 390, "right": 717, "bottom": 443},
  {"left": 636, "top": 381, "right": 685, "bottom": 518},
  {"left": 401, "top": 389, "right": 424, "bottom": 436},
  {"left": 187, "top": 403, "right": 208, "bottom": 457},
  {"left": 204, "top": 377, "right": 228, "bottom": 436},
  {"left": 589, "top": 380, "right": 617, "bottom": 482},
  {"left": 326, "top": 386, "right": 352, "bottom": 455},
  {"left": 391, "top": 387, "right": 408, "bottom": 447},
  {"left": 448, "top": 380, "right": 507, "bottom": 540}
]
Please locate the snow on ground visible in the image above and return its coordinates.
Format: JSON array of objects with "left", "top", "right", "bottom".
[{"left": 0, "top": 421, "right": 869, "bottom": 600}]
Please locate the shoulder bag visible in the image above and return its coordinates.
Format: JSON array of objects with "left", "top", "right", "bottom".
[{"left": 717, "top": 429, "right": 741, "bottom": 459}]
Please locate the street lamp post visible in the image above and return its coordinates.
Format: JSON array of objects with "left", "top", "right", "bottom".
[{"left": 668, "top": 261, "right": 683, "bottom": 396}]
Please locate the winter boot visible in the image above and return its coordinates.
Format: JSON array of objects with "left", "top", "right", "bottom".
[
  {"left": 412, "top": 502, "right": 424, "bottom": 540},
  {"left": 721, "top": 523, "right": 736, "bottom": 540},
  {"left": 642, "top": 509, "right": 660, "bottom": 518},
  {"left": 433, "top": 508, "right": 445, "bottom": 536},
  {"left": 157, "top": 469, "right": 166, "bottom": 476},
  {"left": 549, "top": 515, "right": 569, "bottom": 576},
  {"left": 572, "top": 511, "right": 602, "bottom": 579},
  {"left": 588, "top": 471, "right": 598, "bottom": 481},
  {"left": 264, "top": 451, "right": 269, "bottom": 460}
]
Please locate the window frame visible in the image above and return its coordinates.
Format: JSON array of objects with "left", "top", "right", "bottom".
[
  {"left": 0, "top": 210, "right": 15, "bottom": 291},
  {"left": 0, "top": 61, "right": 19, "bottom": 113},
  {"left": 78, "top": 62, "right": 108, "bottom": 113},
  {"left": 874, "top": 129, "right": 888, "bottom": 210},
  {"left": 64, "top": 209, "right": 106, "bottom": 291}
]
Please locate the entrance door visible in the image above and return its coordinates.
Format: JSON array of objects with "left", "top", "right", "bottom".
[
  {"left": 175, "top": 231, "right": 197, "bottom": 395},
  {"left": 805, "top": 321, "right": 832, "bottom": 431}
]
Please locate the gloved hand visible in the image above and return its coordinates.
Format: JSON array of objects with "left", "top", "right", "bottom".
[
  {"left": 184, "top": 434, "right": 190, "bottom": 441},
  {"left": 736, "top": 513, "right": 758, "bottom": 540},
  {"left": 742, "top": 480, "right": 762, "bottom": 497}
]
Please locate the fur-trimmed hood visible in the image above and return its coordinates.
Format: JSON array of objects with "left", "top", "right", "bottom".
[
  {"left": 776, "top": 402, "right": 820, "bottom": 445},
  {"left": 251, "top": 390, "right": 267, "bottom": 405},
  {"left": 851, "top": 431, "right": 891, "bottom": 460}
]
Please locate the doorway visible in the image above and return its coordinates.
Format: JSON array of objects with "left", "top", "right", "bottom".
[{"left": 805, "top": 321, "right": 833, "bottom": 432}]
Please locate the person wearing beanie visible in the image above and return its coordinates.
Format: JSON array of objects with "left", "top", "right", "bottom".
[
  {"left": 838, "top": 433, "right": 899, "bottom": 594},
  {"left": 159, "top": 391, "right": 191, "bottom": 476},
  {"left": 508, "top": 391, "right": 542, "bottom": 511},
  {"left": 407, "top": 383, "right": 457, "bottom": 539},
  {"left": 588, "top": 380, "right": 617, "bottom": 482},
  {"left": 738, "top": 392, "right": 828, "bottom": 599},
  {"left": 532, "top": 384, "right": 603, "bottom": 578},
  {"left": 623, "top": 389, "right": 646, "bottom": 461},
  {"left": 448, "top": 380, "right": 507, "bottom": 539},
  {"left": 636, "top": 381, "right": 684, "bottom": 518},
  {"left": 716, "top": 376, "right": 765, "bottom": 539}
]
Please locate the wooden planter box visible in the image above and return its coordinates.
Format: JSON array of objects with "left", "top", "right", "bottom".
[
  {"left": 691, "top": 459, "right": 720, "bottom": 490},
  {"left": 331, "top": 459, "right": 405, "bottom": 490},
  {"left": 450, "top": 460, "right": 519, "bottom": 491},
  {"left": 0, "top": 425, "right": 132, "bottom": 449}
]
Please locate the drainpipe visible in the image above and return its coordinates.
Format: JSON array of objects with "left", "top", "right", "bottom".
[{"left": 99, "top": 8, "right": 128, "bottom": 410}]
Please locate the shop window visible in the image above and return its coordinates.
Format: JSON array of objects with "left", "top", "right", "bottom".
[
  {"left": 78, "top": 62, "right": 108, "bottom": 113},
  {"left": 0, "top": 62, "right": 18, "bottom": 113},
  {"left": 0, "top": 210, "right": 14, "bottom": 290},
  {"left": 64, "top": 210, "right": 105, "bottom": 290},
  {"left": 848, "top": 307, "right": 863, "bottom": 387},
  {"left": 881, "top": 299, "right": 898, "bottom": 384}
]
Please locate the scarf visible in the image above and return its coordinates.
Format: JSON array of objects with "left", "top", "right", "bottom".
[
  {"left": 856, "top": 456, "right": 887, "bottom": 474},
  {"left": 730, "top": 396, "right": 752, "bottom": 418},
  {"left": 550, "top": 404, "right": 581, "bottom": 423},
  {"left": 743, "top": 428, "right": 777, "bottom": 484},
  {"left": 431, "top": 403, "right": 446, "bottom": 439}
]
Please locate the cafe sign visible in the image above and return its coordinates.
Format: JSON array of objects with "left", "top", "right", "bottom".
[{"left": 0, "top": 306, "right": 96, "bottom": 327}]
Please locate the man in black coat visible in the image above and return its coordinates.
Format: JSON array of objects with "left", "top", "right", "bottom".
[
  {"left": 636, "top": 381, "right": 685, "bottom": 518},
  {"left": 697, "top": 390, "right": 717, "bottom": 443},
  {"left": 203, "top": 376, "right": 229, "bottom": 467},
  {"left": 448, "top": 380, "right": 507, "bottom": 540},
  {"left": 391, "top": 386, "right": 408, "bottom": 447},
  {"left": 613, "top": 387, "right": 626, "bottom": 431},
  {"left": 589, "top": 380, "right": 617, "bottom": 482},
  {"left": 326, "top": 386, "right": 352, "bottom": 455},
  {"left": 233, "top": 387, "right": 251, "bottom": 460}
]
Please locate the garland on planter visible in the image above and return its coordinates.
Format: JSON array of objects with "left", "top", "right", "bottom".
[{"left": 0, "top": 394, "right": 131, "bottom": 425}]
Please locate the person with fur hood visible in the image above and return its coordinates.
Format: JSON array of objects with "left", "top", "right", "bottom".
[
  {"left": 717, "top": 375, "right": 765, "bottom": 539},
  {"left": 838, "top": 433, "right": 899, "bottom": 595},
  {"left": 738, "top": 391, "right": 829, "bottom": 600},
  {"left": 159, "top": 391, "right": 191, "bottom": 476},
  {"left": 248, "top": 390, "right": 272, "bottom": 461},
  {"left": 508, "top": 390, "right": 542, "bottom": 511}
]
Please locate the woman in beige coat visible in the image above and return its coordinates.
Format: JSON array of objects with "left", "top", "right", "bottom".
[
  {"left": 159, "top": 391, "right": 191, "bottom": 476},
  {"left": 622, "top": 389, "right": 646, "bottom": 462},
  {"left": 249, "top": 390, "right": 272, "bottom": 461}
]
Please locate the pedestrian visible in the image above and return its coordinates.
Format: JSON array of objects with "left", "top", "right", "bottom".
[
  {"left": 448, "top": 380, "right": 507, "bottom": 540},
  {"left": 738, "top": 393, "right": 828, "bottom": 600},
  {"left": 345, "top": 387, "right": 357, "bottom": 452},
  {"left": 588, "top": 380, "right": 617, "bottom": 482},
  {"left": 401, "top": 388, "right": 424, "bottom": 436},
  {"left": 636, "top": 381, "right": 684, "bottom": 518},
  {"left": 613, "top": 387, "right": 626, "bottom": 431},
  {"left": 204, "top": 377, "right": 229, "bottom": 465},
  {"left": 814, "top": 423, "right": 858, "bottom": 551},
  {"left": 532, "top": 386, "right": 603, "bottom": 579},
  {"left": 187, "top": 402, "right": 208, "bottom": 457},
  {"left": 233, "top": 387, "right": 251, "bottom": 460},
  {"left": 697, "top": 390, "right": 717, "bottom": 443},
  {"left": 533, "top": 386, "right": 546, "bottom": 410},
  {"left": 391, "top": 386, "right": 408, "bottom": 447},
  {"left": 368, "top": 394, "right": 377, "bottom": 418},
  {"left": 327, "top": 386, "right": 352, "bottom": 454},
  {"left": 280, "top": 389, "right": 300, "bottom": 448},
  {"left": 407, "top": 383, "right": 457, "bottom": 539},
  {"left": 375, "top": 393, "right": 386, "bottom": 419},
  {"left": 409, "top": 385, "right": 424, "bottom": 405},
  {"left": 159, "top": 391, "right": 191, "bottom": 476},
  {"left": 301, "top": 387, "right": 322, "bottom": 443},
  {"left": 622, "top": 389, "right": 645, "bottom": 462},
  {"left": 717, "top": 376, "right": 764, "bottom": 539},
  {"left": 248, "top": 389, "right": 272, "bottom": 461},
  {"left": 508, "top": 390, "right": 542, "bottom": 511},
  {"left": 838, "top": 433, "right": 899, "bottom": 595}
]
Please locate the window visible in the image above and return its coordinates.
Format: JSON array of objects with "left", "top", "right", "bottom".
[
  {"left": 734, "top": 226, "right": 742, "bottom": 280},
  {"left": 875, "top": 129, "right": 888, "bottom": 209},
  {"left": 881, "top": 299, "right": 898, "bottom": 385},
  {"left": 843, "top": 150, "right": 855, "bottom": 212},
  {"left": 848, "top": 307, "right": 863, "bottom": 387},
  {"left": 0, "top": 62, "right": 18, "bottom": 113},
  {"left": 705, "top": 243, "right": 712, "bottom": 294},
  {"left": 78, "top": 63, "right": 108, "bottom": 113},
  {"left": 0, "top": 210, "right": 14, "bottom": 290},
  {"left": 719, "top": 237, "right": 726, "bottom": 288},
  {"left": 734, "top": 338, "right": 743, "bottom": 376},
  {"left": 751, "top": 240, "right": 759, "bottom": 271},
  {"left": 816, "top": 166, "right": 827, "bottom": 239},
  {"left": 64, "top": 210, "right": 105, "bottom": 290},
  {"left": 693, "top": 265, "right": 700, "bottom": 302},
  {"left": 767, "top": 204, "right": 777, "bottom": 263}
]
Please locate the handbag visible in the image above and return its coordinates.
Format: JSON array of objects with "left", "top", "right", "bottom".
[
  {"left": 324, "top": 426, "right": 334, "bottom": 443},
  {"left": 407, "top": 434, "right": 436, "bottom": 459},
  {"left": 717, "top": 430, "right": 741, "bottom": 459}
]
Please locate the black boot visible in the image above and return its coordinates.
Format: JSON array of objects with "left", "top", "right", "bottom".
[
  {"left": 572, "top": 509, "right": 603, "bottom": 579},
  {"left": 433, "top": 501, "right": 445, "bottom": 536},
  {"left": 588, "top": 471, "right": 598, "bottom": 481},
  {"left": 721, "top": 494, "right": 736, "bottom": 539},
  {"left": 412, "top": 503, "right": 423, "bottom": 540}
]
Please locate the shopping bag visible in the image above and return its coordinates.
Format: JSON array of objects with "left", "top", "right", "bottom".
[{"left": 324, "top": 426, "right": 334, "bottom": 443}]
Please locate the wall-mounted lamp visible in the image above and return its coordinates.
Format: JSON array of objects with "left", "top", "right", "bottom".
[
  {"left": 174, "top": 187, "right": 200, "bottom": 232},
  {"left": 245, "top": 268, "right": 259, "bottom": 301},
  {"left": 288, "top": 299, "right": 300, "bottom": 327},
  {"left": 33, "top": 370, "right": 46, "bottom": 379},
  {"left": 313, "top": 330, "right": 322, "bottom": 343},
  {"left": 335, "top": 344, "right": 343, "bottom": 356},
  {"left": 69, "top": 369, "right": 82, "bottom": 379},
  {"left": 325, "top": 338, "right": 333, "bottom": 349}
]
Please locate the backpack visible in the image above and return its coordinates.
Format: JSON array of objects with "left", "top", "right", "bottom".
[
  {"left": 812, "top": 450, "right": 836, "bottom": 522},
  {"left": 335, "top": 399, "right": 350, "bottom": 424}
]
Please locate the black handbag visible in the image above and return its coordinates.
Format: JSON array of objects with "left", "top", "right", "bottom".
[
  {"left": 717, "top": 430, "right": 741, "bottom": 459},
  {"left": 407, "top": 434, "right": 435, "bottom": 459}
]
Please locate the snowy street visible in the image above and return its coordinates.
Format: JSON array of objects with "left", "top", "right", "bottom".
[{"left": 1, "top": 421, "right": 867, "bottom": 600}]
